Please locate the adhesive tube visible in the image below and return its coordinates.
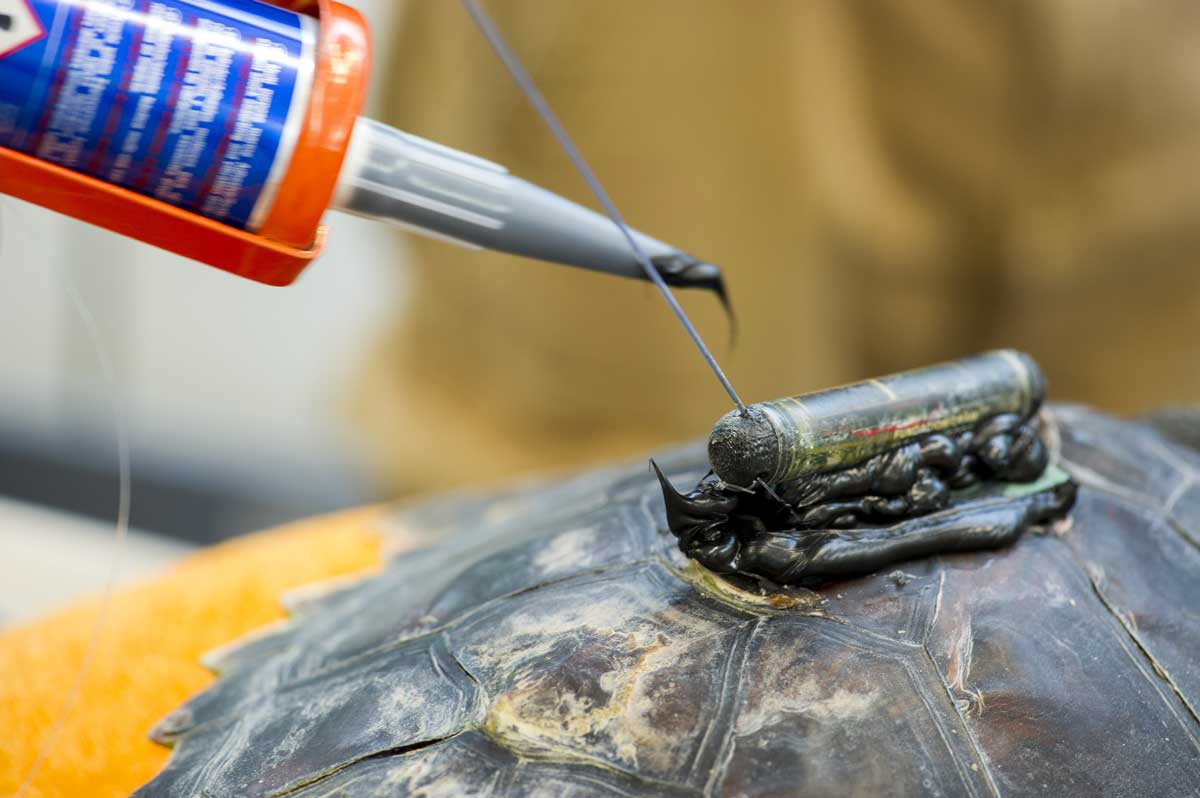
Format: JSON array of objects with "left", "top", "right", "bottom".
[
  {"left": 0, "top": 0, "right": 370, "bottom": 284},
  {"left": 0, "top": 0, "right": 725, "bottom": 295}
]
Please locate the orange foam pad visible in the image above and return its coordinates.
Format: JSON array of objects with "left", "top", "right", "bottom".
[{"left": 0, "top": 507, "right": 388, "bottom": 798}]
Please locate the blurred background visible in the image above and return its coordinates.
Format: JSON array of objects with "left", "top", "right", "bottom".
[{"left": 2, "top": 0, "right": 1199, "bottom": 621}]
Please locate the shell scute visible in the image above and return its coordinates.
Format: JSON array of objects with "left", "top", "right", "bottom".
[
  {"left": 447, "top": 562, "right": 755, "bottom": 789},
  {"left": 139, "top": 638, "right": 478, "bottom": 798},
  {"left": 720, "top": 617, "right": 987, "bottom": 798},
  {"left": 926, "top": 531, "right": 1200, "bottom": 796},
  {"left": 820, "top": 558, "right": 943, "bottom": 641},
  {"left": 1057, "top": 405, "right": 1194, "bottom": 507},
  {"left": 1063, "top": 489, "right": 1200, "bottom": 720}
]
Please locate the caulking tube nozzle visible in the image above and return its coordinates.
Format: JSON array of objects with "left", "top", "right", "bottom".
[{"left": 331, "top": 118, "right": 726, "bottom": 296}]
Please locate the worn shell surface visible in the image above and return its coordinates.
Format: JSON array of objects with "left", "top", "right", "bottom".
[{"left": 138, "top": 406, "right": 1200, "bottom": 798}]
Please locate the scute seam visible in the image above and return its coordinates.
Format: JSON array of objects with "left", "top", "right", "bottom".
[
  {"left": 1077, "top": 554, "right": 1200, "bottom": 735},
  {"left": 921, "top": 562, "right": 1000, "bottom": 798},
  {"left": 919, "top": 642, "right": 1001, "bottom": 798},
  {"left": 267, "top": 732, "right": 469, "bottom": 798},
  {"left": 699, "top": 618, "right": 760, "bottom": 798},
  {"left": 1060, "top": 457, "right": 1187, "bottom": 514}
]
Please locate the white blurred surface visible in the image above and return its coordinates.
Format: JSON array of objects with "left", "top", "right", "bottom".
[
  {"left": 0, "top": 496, "right": 191, "bottom": 626},
  {"left": 0, "top": 0, "right": 411, "bottom": 525},
  {"left": 0, "top": 196, "right": 405, "bottom": 493}
]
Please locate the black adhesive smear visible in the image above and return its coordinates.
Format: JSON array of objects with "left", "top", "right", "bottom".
[
  {"left": 651, "top": 460, "right": 735, "bottom": 543},
  {"left": 0, "top": 15, "right": 12, "bottom": 31},
  {"left": 650, "top": 253, "right": 737, "bottom": 343},
  {"left": 659, "top": 415, "right": 1076, "bottom": 586}
]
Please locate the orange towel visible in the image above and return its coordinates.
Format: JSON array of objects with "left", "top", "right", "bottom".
[{"left": 0, "top": 507, "right": 386, "bottom": 798}]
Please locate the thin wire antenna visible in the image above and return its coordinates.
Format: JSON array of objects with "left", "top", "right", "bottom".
[
  {"left": 460, "top": 0, "right": 748, "bottom": 416},
  {"left": 10, "top": 275, "right": 130, "bottom": 798}
]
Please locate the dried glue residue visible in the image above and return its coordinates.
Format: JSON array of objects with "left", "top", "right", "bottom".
[
  {"left": 675, "top": 560, "right": 826, "bottom": 613},
  {"left": 735, "top": 678, "right": 879, "bottom": 737},
  {"left": 531, "top": 525, "right": 596, "bottom": 573}
]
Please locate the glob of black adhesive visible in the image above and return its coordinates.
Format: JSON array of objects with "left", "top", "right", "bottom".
[
  {"left": 650, "top": 253, "right": 736, "bottom": 343},
  {"left": 654, "top": 413, "right": 1077, "bottom": 586}
]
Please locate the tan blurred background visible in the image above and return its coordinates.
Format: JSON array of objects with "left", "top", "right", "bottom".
[
  {"left": 9, "top": 4, "right": 1200, "bottom": 790},
  {"left": 357, "top": 0, "right": 1200, "bottom": 495},
  {"left": 3, "top": 0, "right": 1200, "bottom": 621}
]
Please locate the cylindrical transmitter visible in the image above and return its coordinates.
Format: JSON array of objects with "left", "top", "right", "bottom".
[{"left": 708, "top": 350, "right": 1045, "bottom": 487}]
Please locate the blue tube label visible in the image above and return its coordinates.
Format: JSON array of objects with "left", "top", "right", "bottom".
[{"left": 0, "top": 0, "right": 314, "bottom": 230}]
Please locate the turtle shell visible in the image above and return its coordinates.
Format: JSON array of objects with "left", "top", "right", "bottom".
[{"left": 137, "top": 406, "right": 1200, "bottom": 798}]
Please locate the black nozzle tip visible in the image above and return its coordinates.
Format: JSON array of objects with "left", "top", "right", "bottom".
[
  {"left": 650, "top": 253, "right": 737, "bottom": 338},
  {"left": 650, "top": 252, "right": 724, "bottom": 293}
]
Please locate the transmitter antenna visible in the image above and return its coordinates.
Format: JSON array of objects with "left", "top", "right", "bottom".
[{"left": 461, "top": 0, "right": 748, "bottom": 416}]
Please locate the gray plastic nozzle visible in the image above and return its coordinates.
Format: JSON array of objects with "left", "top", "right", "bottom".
[{"left": 332, "top": 117, "right": 726, "bottom": 297}]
